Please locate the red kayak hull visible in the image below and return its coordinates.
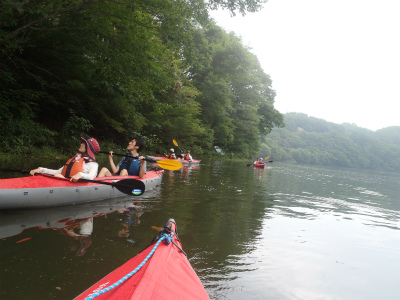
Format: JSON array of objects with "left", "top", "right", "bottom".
[
  {"left": 254, "top": 163, "right": 265, "bottom": 168},
  {"left": 74, "top": 219, "right": 209, "bottom": 300}
]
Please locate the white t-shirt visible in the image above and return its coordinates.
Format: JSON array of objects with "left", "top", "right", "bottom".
[{"left": 39, "top": 161, "right": 99, "bottom": 180}]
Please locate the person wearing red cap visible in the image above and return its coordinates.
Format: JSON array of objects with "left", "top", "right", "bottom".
[{"left": 30, "top": 137, "right": 101, "bottom": 182}]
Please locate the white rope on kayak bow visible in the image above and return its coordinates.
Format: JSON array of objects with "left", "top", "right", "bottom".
[{"left": 85, "top": 234, "right": 172, "bottom": 300}]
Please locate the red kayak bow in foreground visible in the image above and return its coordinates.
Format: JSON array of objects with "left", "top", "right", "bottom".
[{"left": 74, "top": 219, "right": 210, "bottom": 300}]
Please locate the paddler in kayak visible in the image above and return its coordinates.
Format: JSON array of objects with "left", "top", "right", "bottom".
[
  {"left": 98, "top": 137, "right": 146, "bottom": 178},
  {"left": 29, "top": 137, "right": 101, "bottom": 182},
  {"left": 183, "top": 150, "right": 193, "bottom": 161},
  {"left": 254, "top": 158, "right": 265, "bottom": 165},
  {"left": 165, "top": 148, "right": 176, "bottom": 159}
]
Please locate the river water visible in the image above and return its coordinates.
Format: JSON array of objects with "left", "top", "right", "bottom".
[{"left": 0, "top": 160, "right": 399, "bottom": 300}]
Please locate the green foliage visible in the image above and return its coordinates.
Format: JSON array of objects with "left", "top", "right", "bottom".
[
  {"left": 188, "top": 24, "right": 284, "bottom": 157},
  {"left": 0, "top": 0, "right": 279, "bottom": 157},
  {"left": 207, "top": 0, "right": 266, "bottom": 16},
  {"left": 375, "top": 127, "right": 400, "bottom": 146},
  {"left": 0, "top": 91, "right": 55, "bottom": 154},
  {"left": 55, "top": 110, "right": 93, "bottom": 154},
  {"left": 262, "top": 113, "right": 400, "bottom": 172}
]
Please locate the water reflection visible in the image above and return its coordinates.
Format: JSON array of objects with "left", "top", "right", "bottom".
[
  {"left": 180, "top": 164, "right": 200, "bottom": 183},
  {"left": 267, "top": 164, "right": 400, "bottom": 230},
  {"left": 172, "top": 161, "right": 277, "bottom": 298},
  {"left": 0, "top": 184, "right": 162, "bottom": 239},
  {"left": 203, "top": 163, "right": 400, "bottom": 300},
  {"left": 0, "top": 160, "right": 399, "bottom": 300},
  {"left": 0, "top": 198, "right": 142, "bottom": 240},
  {"left": 116, "top": 205, "right": 143, "bottom": 238},
  {"left": 0, "top": 190, "right": 163, "bottom": 299},
  {"left": 63, "top": 218, "right": 93, "bottom": 256}
]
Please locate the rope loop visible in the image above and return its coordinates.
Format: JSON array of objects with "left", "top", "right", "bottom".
[
  {"left": 164, "top": 234, "right": 173, "bottom": 245},
  {"left": 85, "top": 235, "right": 167, "bottom": 300}
]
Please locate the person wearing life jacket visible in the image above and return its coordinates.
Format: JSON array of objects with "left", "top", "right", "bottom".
[
  {"left": 254, "top": 158, "right": 264, "bottom": 165},
  {"left": 30, "top": 137, "right": 100, "bottom": 182},
  {"left": 165, "top": 148, "right": 176, "bottom": 159},
  {"left": 183, "top": 150, "right": 193, "bottom": 161},
  {"left": 97, "top": 137, "right": 146, "bottom": 178}
]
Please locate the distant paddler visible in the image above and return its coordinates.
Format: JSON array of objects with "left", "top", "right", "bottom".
[
  {"left": 165, "top": 148, "right": 176, "bottom": 159},
  {"left": 183, "top": 150, "right": 193, "bottom": 162}
]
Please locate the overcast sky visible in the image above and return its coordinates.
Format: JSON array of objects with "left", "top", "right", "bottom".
[{"left": 209, "top": 0, "right": 400, "bottom": 131}]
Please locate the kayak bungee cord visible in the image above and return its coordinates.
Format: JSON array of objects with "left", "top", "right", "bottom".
[
  {"left": 85, "top": 233, "right": 176, "bottom": 300},
  {"left": 171, "top": 239, "right": 186, "bottom": 256}
]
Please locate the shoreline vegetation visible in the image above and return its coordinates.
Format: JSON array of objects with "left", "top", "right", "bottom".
[
  {"left": 1, "top": 2, "right": 398, "bottom": 173},
  {"left": 1, "top": 0, "right": 284, "bottom": 161},
  {"left": 259, "top": 113, "right": 400, "bottom": 173},
  {"left": 1, "top": 113, "right": 399, "bottom": 173}
]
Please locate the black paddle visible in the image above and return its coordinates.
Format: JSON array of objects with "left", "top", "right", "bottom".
[
  {"left": 99, "top": 151, "right": 182, "bottom": 171},
  {"left": 0, "top": 169, "right": 145, "bottom": 196},
  {"left": 78, "top": 178, "right": 145, "bottom": 196},
  {"left": 38, "top": 173, "right": 146, "bottom": 196}
]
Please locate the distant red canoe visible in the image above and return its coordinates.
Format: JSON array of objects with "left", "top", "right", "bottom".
[{"left": 74, "top": 219, "right": 210, "bottom": 300}]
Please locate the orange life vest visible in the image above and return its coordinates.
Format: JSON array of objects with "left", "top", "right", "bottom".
[
  {"left": 184, "top": 154, "right": 191, "bottom": 160},
  {"left": 61, "top": 157, "right": 85, "bottom": 178},
  {"left": 168, "top": 154, "right": 175, "bottom": 159}
]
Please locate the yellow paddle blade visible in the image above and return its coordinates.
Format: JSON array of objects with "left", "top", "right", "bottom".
[
  {"left": 156, "top": 159, "right": 182, "bottom": 171},
  {"left": 151, "top": 226, "right": 163, "bottom": 231},
  {"left": 265, "top": 156, "right": 270, "bottom": 160},
  {"left": 173, "top": 139, "right": 179, "bottom": 147}
]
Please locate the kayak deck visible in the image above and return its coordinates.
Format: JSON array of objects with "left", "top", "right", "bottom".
[{"left": 74, "top": 219, "right": 209, "bottom": 300}]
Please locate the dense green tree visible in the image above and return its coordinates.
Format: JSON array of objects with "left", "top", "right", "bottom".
[
  {"left": 188, "top": 24, "right": 284, "bottom": 156},
  {"left": 375, "top": 127, "right": 400, "bottom": 146},
  {"left": 1, "top": 0, "right": 181, "bottom": 149},
  {"left": 262, "top": 113, "right": 400, "bottom": 172},
  {"left": 0, "top": 0, "right": 280, "bottom": 157},
  {"left": 207, "top": 0, "right": 266, "bottom": 15}
]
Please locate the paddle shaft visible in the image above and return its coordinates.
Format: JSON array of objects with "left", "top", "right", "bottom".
[
  {"left": 99, "top": 151, "right": 182, "bottom": 171},
  {"left": 38, "top": 173, "right": 145, "bottom": 196},
  {"left": 79, "top": 178, "right": 144, "bottom": 195},
  {"left": 99, "top": 150, "right": 164, "bottom": 164},
  {"left": 99, "top": 150, "right": 157, "bottom": 162},
  {"left": 172, "top": 140, "right": 183, "bottom": 153},
  {"left": 0, "top": 168, "right": 145, "bottom": 196}
]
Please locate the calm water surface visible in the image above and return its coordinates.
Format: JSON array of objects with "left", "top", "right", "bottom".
[{"left": 0, "top": 160, "right": 399, "bottom": 300}]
